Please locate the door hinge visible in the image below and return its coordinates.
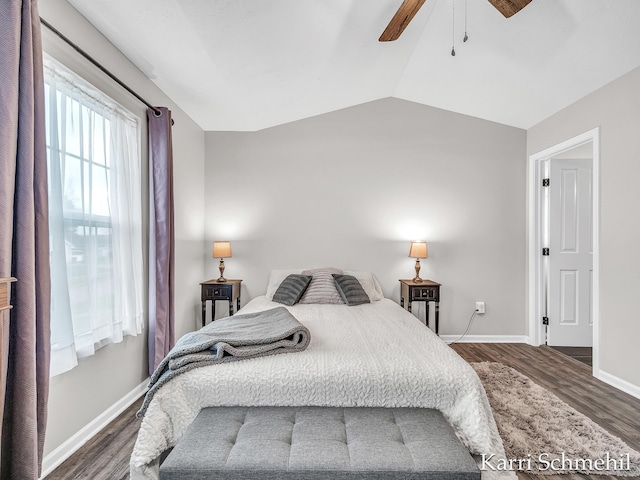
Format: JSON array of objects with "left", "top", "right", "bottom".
[
  {"left": 542, "top": 248, "right": 549, "bottom": 256},
  {"left": 542, "top": 316, "right": 549, "bottom": 325},
  {"left": 542, "top": 178, "right": 550, "bottom": 187}
]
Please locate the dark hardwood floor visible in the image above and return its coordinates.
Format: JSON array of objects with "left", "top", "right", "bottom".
[
  {"left": 45, "top": 343, "right": 640, "bottom": 480},
  {"left": 45, "top": 397, "right": 143, "bottom": 480},
  {"left": 549, "top": 346, "right": 593, "bottom": 367}
]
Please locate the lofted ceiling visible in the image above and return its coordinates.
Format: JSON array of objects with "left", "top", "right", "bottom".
[{"left": 66, "top": 0, "right": 640, "bottom": 132}]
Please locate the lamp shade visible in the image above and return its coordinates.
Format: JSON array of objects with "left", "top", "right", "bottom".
[
  {"left": 409, "top": 241, "right": 428, "bottom": 259},
  {"left": 212, "top": 241, "right": 232, "bottom": 258}
]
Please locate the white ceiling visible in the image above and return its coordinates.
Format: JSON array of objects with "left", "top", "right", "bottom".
[{"left": 67, "top": 0, "right": 640, "bottom": 131}]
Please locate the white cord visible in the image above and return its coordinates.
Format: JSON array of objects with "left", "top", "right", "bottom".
[{"left": 448, "top": 309, "right": 477, "bottom": 344}]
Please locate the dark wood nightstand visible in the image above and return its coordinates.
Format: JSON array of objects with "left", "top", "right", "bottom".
[
  {"left": 399, "top": 279, "right": 441, "bottom": 334},
  {"left": 200, "top": 279, "right": 242, "bottom": 327}
]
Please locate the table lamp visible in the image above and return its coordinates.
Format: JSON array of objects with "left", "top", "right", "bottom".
[
  {"left": 409, "top": 241, "right": 428, "bottom": 283},
  {"left": 212, "top": 241, "right": 232, "bottom": 282}
]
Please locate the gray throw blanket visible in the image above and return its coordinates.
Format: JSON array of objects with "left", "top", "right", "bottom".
[{"left": 137, "top": 307, "right": 310, "bottom": 417}]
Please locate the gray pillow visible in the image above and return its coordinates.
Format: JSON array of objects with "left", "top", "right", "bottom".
[
  {"left": 332, "top": 274, "right": 371, "bottom": 306},
  {"left": 299, "top": 267, "right": 345, "bottom": 304},
  {"left": 272, "top": 274, "right": 312, "bottom": 306}
]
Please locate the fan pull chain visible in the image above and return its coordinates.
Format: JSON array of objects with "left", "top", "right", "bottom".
[
  {"left": 451, "top": 0, "right": 456, "bottom": 56},
  {"left": 463, "top": 0, "right": 469, "bottom": 42}
]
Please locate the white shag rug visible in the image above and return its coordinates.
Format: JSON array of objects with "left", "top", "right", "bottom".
[{"left": 471, "top": 362, "right": 640, "bottom": 476}]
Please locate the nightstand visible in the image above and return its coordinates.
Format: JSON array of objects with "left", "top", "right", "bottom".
[
  {"left": 200, "top": 279, "right": 242, "bottom": 327},
  {"left": 399, "top": 279, "right": 441, "bottom": 334}
]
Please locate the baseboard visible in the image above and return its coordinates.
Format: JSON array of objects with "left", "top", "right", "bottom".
[
  {"left": 440, "top": 335, "right": 530, "bottom": 344},
  {"left": 40, "top": 378, "right": 149, "bottom": 478},
  {"left": 597, "top": 370, "right": 640, "bottom": 400}
]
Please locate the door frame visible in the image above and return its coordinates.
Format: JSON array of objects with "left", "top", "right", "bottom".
[{"left": 527, "top": 127, "right": 600, "bottom": 376}]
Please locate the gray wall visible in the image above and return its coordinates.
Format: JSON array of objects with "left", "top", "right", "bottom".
[
  {"left": 205, "top": 98, "right": 527, "bottom": 336},
  {"left": 39, "top": 0, "right": 205, "bottom": 456},
  {"left": 528, "top": 66, "right": 640, "bottom": 389}
]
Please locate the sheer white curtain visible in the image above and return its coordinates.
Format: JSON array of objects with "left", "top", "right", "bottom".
[{"left": 44, "top": 56, "right": 144, "bottom": 377}]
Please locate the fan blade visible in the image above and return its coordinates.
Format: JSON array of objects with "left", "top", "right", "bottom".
[
  {"left": 487, "top": 0, "right": 532, "bottom": 18},
  {"left": 379, "top": 0, "right": 427, "bottom": 42}
]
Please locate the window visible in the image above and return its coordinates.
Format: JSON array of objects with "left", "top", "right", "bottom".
[{"left": 44, "top": 56, "right": 144, "bottom": 377}]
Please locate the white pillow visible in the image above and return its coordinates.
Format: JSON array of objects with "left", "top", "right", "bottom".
[
  {"left": 344, "top": 271, "right": 384, "bottom": 302},
  {"left": 266, "top": 269, "right": 303, "bottom": 300}
]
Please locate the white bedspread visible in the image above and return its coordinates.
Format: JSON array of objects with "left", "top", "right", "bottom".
[{"left": 131, "top": 296, "right": 512, "bottom": 479}]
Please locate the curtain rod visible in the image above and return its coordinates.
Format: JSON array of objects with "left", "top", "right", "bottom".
[{"left": 40, "top": 17, "right": 163, "bottom": 118}]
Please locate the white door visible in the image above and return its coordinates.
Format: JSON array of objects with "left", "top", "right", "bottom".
[{"left": 548, "top": 158, "right": 593, "bottom": 346}]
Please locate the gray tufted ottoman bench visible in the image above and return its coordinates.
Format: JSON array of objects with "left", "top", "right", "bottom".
[{"left": 159, "top": 406, "right": 480, "bottom": 480}]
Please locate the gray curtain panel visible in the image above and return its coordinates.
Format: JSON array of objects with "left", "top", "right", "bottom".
[
  {"left": 0, "top": 1, "right": 51, "bottom": 478},
  {"left": 148, "top": 107, "right": 176, "bottom": 375}
]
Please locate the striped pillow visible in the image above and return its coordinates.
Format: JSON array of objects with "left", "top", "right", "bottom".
[
  {"left": 332, "top": 274, "right": 371, "bottom": 306},
  {"left": 272, "top": 274, "right": 313, "bottom": 306},
  {"left": 298, "top": 267, "right": 345, "bottom": 304}
]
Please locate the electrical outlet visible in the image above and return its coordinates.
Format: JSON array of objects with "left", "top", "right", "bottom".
[{"left": 475, "top": 302, "right": 485, "bottom": 314}]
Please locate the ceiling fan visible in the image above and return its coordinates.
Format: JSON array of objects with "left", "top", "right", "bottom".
[{"left": 379, "top": 0, "right": 532, "bottom": 42}]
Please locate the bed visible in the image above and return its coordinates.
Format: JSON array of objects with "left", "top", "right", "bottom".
[{"left": 130, "top": 270, "right": 512, "bottom": 480}]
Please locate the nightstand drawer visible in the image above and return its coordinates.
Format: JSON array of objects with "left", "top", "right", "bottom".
[
  {"left": 202, "top": 285, "right": 231, "bottom": 300},
  {"left": 411, "top": 287, "right": 438, "bottom": 301}
]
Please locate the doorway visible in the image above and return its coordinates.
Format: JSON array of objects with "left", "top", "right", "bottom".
[{"left": 528, "top": 128, "right": 600, "bottom": 375}]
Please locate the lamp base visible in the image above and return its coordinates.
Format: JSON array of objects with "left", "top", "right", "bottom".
[
  {"left": 217, "top": 259, "right": 226, "bottom": 283},
  {"left": 413, "top": 258, "right": 423, "bottom": 283}
]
